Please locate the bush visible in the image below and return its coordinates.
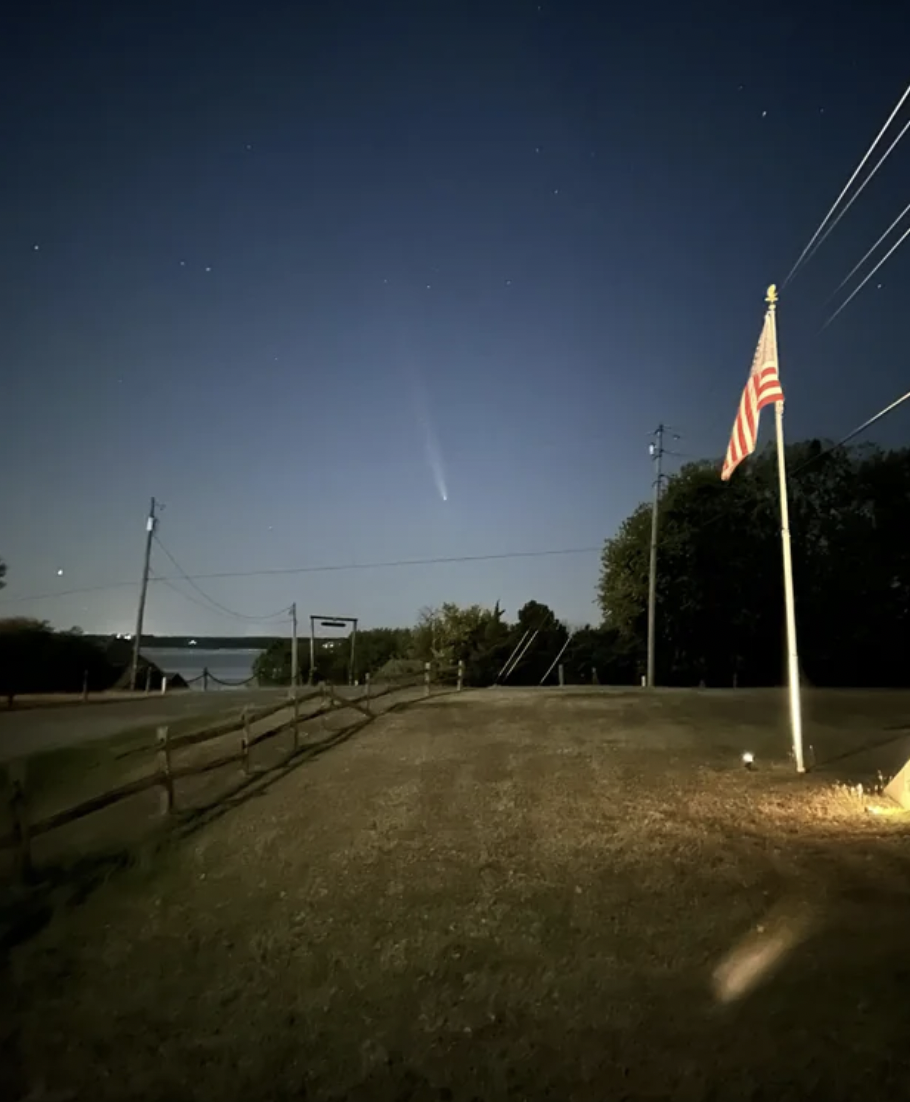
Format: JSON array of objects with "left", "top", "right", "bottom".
[{"left": 0, "top": 620, "right": 120, "bottom": 701}]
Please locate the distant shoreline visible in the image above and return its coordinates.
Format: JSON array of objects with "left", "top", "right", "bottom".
[{"left": 86, "top": 636, "right": 284, "bottom": 651}]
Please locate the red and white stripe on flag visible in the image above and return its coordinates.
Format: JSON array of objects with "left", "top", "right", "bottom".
[{"left": 721, "top": 310, "right": 785, "bottom": 481}]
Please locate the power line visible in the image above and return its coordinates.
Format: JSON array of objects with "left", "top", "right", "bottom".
[
  {"left": 152, "top": 536, "right": 291, "bottom": 622},
  {"left": 783, "top": 79, "right": 910, "bottom": 287},
  {"left": 789, "top": 386, "right": 910, "bottom": 478},
  {"left": 149, "top": 572, "right": 288, "bottom": 624},
  {"left": 0, "top": 581, "right": 138, "bottom": 605},
  {"left": 826, "top": 197, "right": 910, "bottom": 302},
  {"left": 822, "top": 218, "right": 910, "bottom": 329},
  {"left": 152, "top": 545, "right": 602, "bottom": 583},
  {"left": 800, "top": 114, "right": 910, "bottom": 270},
  {"left": 0, "top": 545, "right": 601, "bottom": 608}
]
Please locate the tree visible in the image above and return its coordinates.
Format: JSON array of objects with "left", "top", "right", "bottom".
[
  {"left": 597, "top": 441, "right": 910, "bottom": 687},
  {"left": 253, "top": 626, "right": 416, "bottom": 686},
  {"left": 0, "top": 619, "right": 120, "bottom": 703},
  {"left": 500, "top": 601, "right": 569, "bottom": 685},
  {"left": 410, "top": 602, "right": 517, "bottom": 685}
]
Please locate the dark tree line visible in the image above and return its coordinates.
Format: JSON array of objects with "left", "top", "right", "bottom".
[
  {"left": 254, "top": 601, "right": 637, "bottom": 688},
  {"left": 598, "top": 440, "right": 910, "bottom": 687},
  {"left": 0, "top": 618, "right": 177, "bottom": 702}
]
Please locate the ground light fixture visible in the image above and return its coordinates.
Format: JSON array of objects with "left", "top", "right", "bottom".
[{"left": 742, "top": 751, "right": 755, "bottom": 770}]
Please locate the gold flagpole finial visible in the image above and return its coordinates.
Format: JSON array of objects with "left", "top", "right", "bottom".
[{"left": 766, "top": 284, "right": 778, "bottom": 309}]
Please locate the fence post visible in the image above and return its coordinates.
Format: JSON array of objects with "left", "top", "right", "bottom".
[
  {"left": 203, "top": 667, "right": 209, "bottom": 692},
  {"left": 161, "top": 676, "right": 168, "bottom": 696},
  {"left": 365, "top": 672, "right": 371, "bottom": 701},
  {"left": 144, "top": 666, "right": 152, "bottom": 694},
  {"left": 157, "top": 725, "right": 174, "bottom": 815},
  {"left": 424, "top": 662, "right": 431, "bottom": 697},
  {"left": 82, "top": 669, "right": 89, "bottom": 701},
  {"left": 558, "top": 663, "right": 565, "bottom": 687},
  {"left": 7, "top": 762, "right": 32, "bottom": 882},
  {"left": 457, "top": 660, "right": 464, "bottom": 692},
  {"left": 241, "top": 707, "right": 251, "bottom": 774},
  {"left": 292, "top": 689, "right": 300, "bottom": 754}
]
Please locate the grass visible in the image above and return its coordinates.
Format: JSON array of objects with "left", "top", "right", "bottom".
[
  {"left": 10, "top": 704, "right": 250, "bottom": 819},
  {"left": 2, "top": 687, "right": 910, "bottom": 1101}
]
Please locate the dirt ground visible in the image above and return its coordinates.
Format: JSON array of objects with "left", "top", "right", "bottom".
[{"left": 3, "top": 687, "right": 910, "bottom": 1101}]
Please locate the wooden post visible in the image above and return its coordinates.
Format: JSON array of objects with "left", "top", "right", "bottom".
[
  {"left": 81, "top": 669, "right": 89, "bottom": 701},
  {"left": 292, "top": 689, "right": 300, "bottom": 754},
  {"left": 241, "top": 707, "right": 251, "bottom": 774},
  {"left": 7, "top": 762, "right": 32, "bottom": 882},
  {"left": 424, "top": 661, "right": 431, "bottom": 697},
  {"left": 156, "top": 725, "right": 174, "bottom": 815},
  {"left": 365, "top": 672, "right": 371, "bottom": 700},
  {"left": 203, "top": 667, "right": 209, "bottom": 691},
  {"left": 457, "top": 660, "right": 464, "bottom": 691},
  {"left": 558, "top": 663, "right": 565, "bottom": 687},
  {"left": 144, "top": 665, "right": 152, "bottom": 694}
]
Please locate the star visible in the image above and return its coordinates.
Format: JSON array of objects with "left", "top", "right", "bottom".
[
  {"left": 505, "top": 279, "right": 512, "bottom": 286},
  {"left": 205, "top": 266, "right": 212, "bottom": 272},
  {"left": 553, "top": 188, "right": 559, "bottom": 195},
  {"left": 245, "top": 143, "right": 252, "bottom": 150},
  {"left": 761, "top": 110, "right": 767, "bottom": 118},
  {"left": 33, "top": 243, "right": 40, "bottom": 251},
  {"left": 179, "top": 260, "right": 186, "bottom": 266},
  {"left": 426, "top": 283, "right": 432, "bottom": 289},
  {"left": 535, "top": 146, "right": 540, "bottom": 153}
]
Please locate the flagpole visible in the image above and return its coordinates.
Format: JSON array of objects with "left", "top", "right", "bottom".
[{"left": 766, "top": 285, "right": 806, "bottom": 774}]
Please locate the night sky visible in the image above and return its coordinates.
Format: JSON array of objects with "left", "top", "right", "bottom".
[{"left": 3, "top": 1, "right": 910, "bottom": 636}]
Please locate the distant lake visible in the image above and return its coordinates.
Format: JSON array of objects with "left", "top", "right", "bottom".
[{"left": 142, "top": 647, "right": 262, "bottom": 690}]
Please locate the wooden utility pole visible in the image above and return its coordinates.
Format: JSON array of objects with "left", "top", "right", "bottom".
[
  {"left": 130, "top": 497, "right": 158, "bottom": 691},
  {"left": 290, "top": 602, "right": 298, "bottom": 687},
  {"left": 646, "top": 427, "right": 664, "bottom": 689}
]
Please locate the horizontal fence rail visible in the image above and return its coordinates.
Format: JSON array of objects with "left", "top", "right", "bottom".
[{"left": 0, "top": 661, "right": 464, "bottom": 881}]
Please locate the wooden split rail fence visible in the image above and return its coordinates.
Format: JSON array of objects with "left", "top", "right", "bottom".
[{"left": 1, "top": 660, "right": 464, "bottom": 881}]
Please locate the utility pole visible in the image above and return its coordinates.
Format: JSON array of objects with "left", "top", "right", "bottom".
[
  {"left": 290, "top": 603, "right": 298, "bottom": 688},
  {"left": 646, "top": 427, "right": 664, "bottom": 689},
  {"left": 130, "top": 497, "right": 158, "bottom": 691}
]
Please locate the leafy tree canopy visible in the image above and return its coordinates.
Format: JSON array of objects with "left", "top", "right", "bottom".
[{"left": 597, "top": 441, "right": 910, "bottom": 686}]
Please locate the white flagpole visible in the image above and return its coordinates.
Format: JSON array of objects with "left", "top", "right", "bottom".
[{"left": 766, "top": 286, "right": 806, "bottom": 773}]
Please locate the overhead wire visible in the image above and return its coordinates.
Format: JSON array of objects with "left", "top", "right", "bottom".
[
  {"left": 0, "top": 545, "right": 601, "bottom": 608},
  {"left": 798, "top": 115, "right": 910, "bottom": 270},
  {"left": 152, "top": 546, "right": 601, "bottom": 583},
  {"left": 148, "top": 571, "right": 271, "bottom": 622},
  {"left": 151, "top": 536, "right": 291, "bottom": 622},
  {"left": 826, "top": 197, "right": 910, "bottom": 301},
  {"left": 821, "top": 217, "right": 910, "bottom": 329},
  {"left": 782, "top": 79, "right": 910, "bottom": 287}
]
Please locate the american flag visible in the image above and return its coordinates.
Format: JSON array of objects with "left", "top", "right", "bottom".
[{"left": 721, "top": 308, "right": 785, "bottom": 481}]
